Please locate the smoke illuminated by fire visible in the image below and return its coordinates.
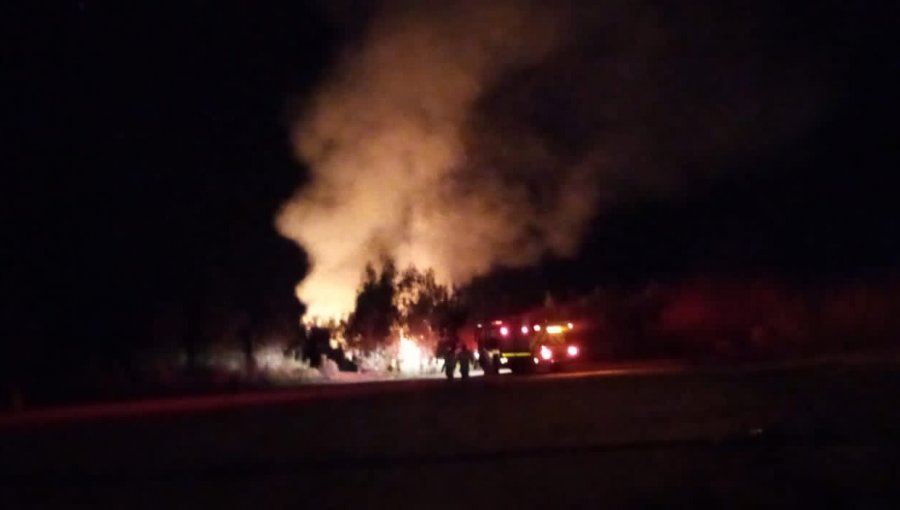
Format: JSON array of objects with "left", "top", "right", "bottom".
[
  {"left": 277, "top": 0, "right": 831, "bottom": 319},
  {"left": 277, "top": 1, "right": 563, "bottom": 319}
]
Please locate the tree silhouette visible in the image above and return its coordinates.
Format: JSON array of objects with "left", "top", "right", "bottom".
[
  {"left": 345, "top": 261, "right": 467, "bottom": 353},
  {"left": 346, "top": 259, "right": 398, "bottom": 351}
]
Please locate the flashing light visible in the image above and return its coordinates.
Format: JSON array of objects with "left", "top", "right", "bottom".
[
  {"left": 500, "top": 357, "right": 508, "bottom": 365},
  {"left": 567, "top": 345, "right": 579, "bottom": 357},
  {"left": 546, "top": 325, "right": 564, "bottom": 334},
  {"left": 533, "top": 357, "right": 539, "bottom": 364},
  {"left": 540, "top": 345, "right": 553, "bottom": 360},
  {"left": 533, "top": 324, "right": 542, "bottom": 332},
  {"left": 499, "top": 326, "right": 509, "bottom": 336},
  {"left": 567, "top": 322, "right": 574, "bottom": 330},
  {"left": 520, "top": 326, "right": 529, "bottom": 334}
]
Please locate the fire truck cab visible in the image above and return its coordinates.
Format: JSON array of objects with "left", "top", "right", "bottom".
[{"left": 476, "top": 320, "right": 580, "bottom": 374}]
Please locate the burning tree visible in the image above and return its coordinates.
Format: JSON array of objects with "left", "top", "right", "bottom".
[
  {"left": 396, "top": 266, "right": 466, "bottom": 351},
  {"left": 345, "top": 260, "right": 398, "bottom": 352},
  {"left": 343, "top": 259, "right": 466, "bottom": 372}
]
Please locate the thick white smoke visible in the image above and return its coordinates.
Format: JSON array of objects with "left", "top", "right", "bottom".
[
  {"left": 277, "top": 0, "right": 830, "bottom": 319},
  {"left": 276, "top": 1, "right": 564, "bottom": 319}
]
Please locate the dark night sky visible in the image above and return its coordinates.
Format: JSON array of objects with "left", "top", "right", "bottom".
[
  {"left": 4, "top": 1, "right": 899, "bottom": 364},
  {"left": 5, "top": 2, "right": 337, "bottom": 366}
]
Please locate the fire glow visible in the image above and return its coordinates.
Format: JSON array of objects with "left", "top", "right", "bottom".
[{"left": 397, "top": 335, "right": 423, "bottom": 374}]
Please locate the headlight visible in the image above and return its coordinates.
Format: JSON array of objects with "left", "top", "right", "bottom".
[
  {"left": 567, "top": 345, "right": 579, "bottom": 357},
  {"left": 540, "top": 345, "right": 553, "bottom": 360}
]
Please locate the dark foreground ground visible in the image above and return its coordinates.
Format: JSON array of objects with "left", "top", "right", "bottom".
[{"left": 1, "top": 360, "right": 899, "bottom": 509}]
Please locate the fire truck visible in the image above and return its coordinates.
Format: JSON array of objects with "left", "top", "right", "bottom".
[{"left": 474, "top": 319, "right": 581, "bottom": 374}]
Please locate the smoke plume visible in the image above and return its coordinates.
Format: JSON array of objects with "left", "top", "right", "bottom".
[{"left": 278, "top": 0, "right": 835, "bottom": 319}]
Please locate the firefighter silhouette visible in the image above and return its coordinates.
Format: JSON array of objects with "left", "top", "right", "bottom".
[
  {"left": 438, "top": 334, "right": 457, "bottom": 379},
  {"left": 438, "top": 331, "right": 474, "bottom": 380},
  {"left": 457, "top": 342, "right": 472, "bottom": 379}
]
